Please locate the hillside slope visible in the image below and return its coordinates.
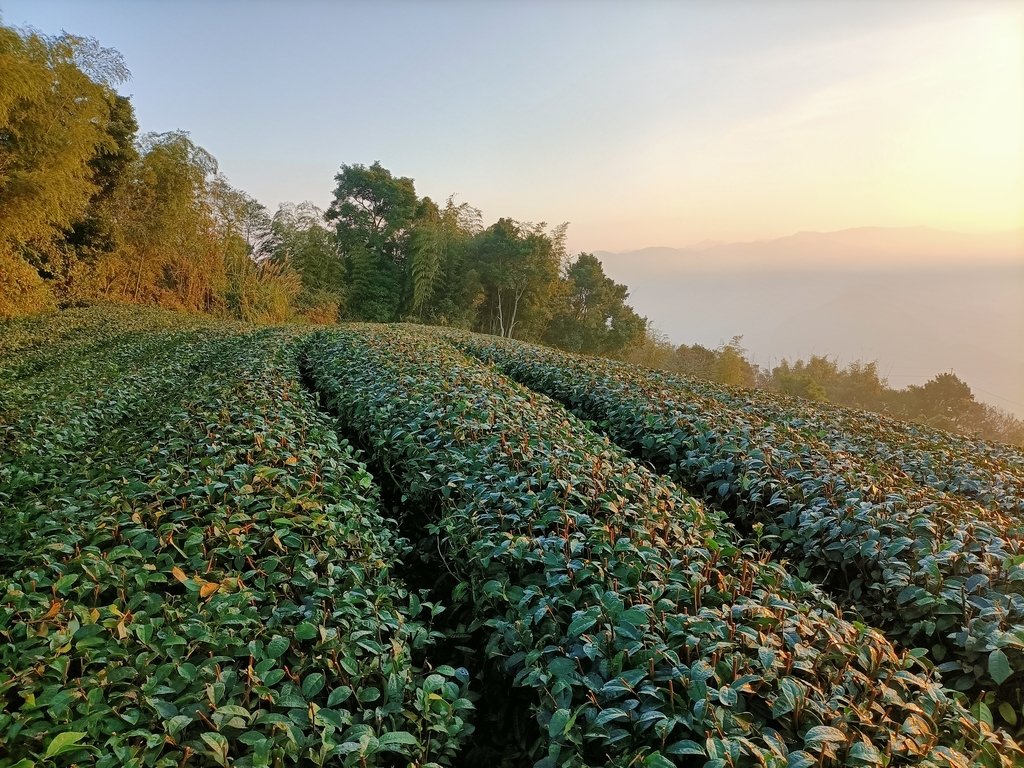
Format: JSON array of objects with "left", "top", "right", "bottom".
[{"left": 1, "top": 305, "right": 1022, "bottom": 766}]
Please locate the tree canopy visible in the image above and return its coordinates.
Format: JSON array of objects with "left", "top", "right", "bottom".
[
  {"left": 321, "top": 161, "right": 643, "bottom": 354},
  {"left": 543, "top": 253, "right": 646, "bottom": 355},
  {"left": 0, "top": 19, "right": 647, "bottom": 353}
]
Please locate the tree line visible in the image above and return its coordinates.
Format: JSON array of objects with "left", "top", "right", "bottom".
[
  {"left": 628, "top": 334, "right": 1024, "bottom": 444},
  {"left": 0, "top": 23, "right": 646, "bottom": 356},
  {"left": 307, "top": 161, "right": 647, "bottom": 353},
  {"left": 0, "top": 25, "right": 306, "bottom": 324},
  {"left": 2, "top": 20, "right": 1020, "bottom": 443},
  {"left": 269, "top": 165, "right": 649, "bottom": 356}
]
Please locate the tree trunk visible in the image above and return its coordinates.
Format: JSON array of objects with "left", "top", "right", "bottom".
[
  {"left": 508, "top": 288, "right": 524, "bottom": 339},
  {"left": 133, "top": 255, "right": 144, "bottom": 301},
  {"left": 496, "top": 290, "right": 506, "bottom": 337}
]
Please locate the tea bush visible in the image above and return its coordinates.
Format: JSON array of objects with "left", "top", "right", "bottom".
[
  {"left": 449, "top": 331, "right": 1024, "bottom": 727},
  {"left": 0, "top": 314, "right": 471, "bottom": 767},
  {"left": 308, "top": 326, "right": 1015, "bottom": 767}
]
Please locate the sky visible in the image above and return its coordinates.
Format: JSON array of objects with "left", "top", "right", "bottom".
[{"left": 2, "top": 0, "right": 1022, "bottom": 253}]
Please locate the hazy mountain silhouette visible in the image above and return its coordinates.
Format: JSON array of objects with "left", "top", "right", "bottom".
[{"left": 597, "top": 227, "right": 1024, "bottom": 417}]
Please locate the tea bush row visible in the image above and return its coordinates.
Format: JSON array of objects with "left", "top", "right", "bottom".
[
  {"left": 0, "top": 314, "right": 471, "bottom": 767},
  {"left": 449, "top": 333, "right": 1024, "bottom": 717},
  {"left": 307, "top": 326, "right": 1015, "bottom": 768}
]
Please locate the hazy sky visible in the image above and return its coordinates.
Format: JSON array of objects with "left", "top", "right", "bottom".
[{"left": 2, "top": 0, "right": 1022, "bottom": 252}]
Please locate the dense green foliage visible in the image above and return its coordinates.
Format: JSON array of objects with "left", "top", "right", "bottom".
[
  {"left": 0, "top": 25, "right": 125, "bottom": 316},
  {"left": 1, "top": 17, "right": 645, "bottom": 356},
  {"left": 0, "top": 22, "right": 305, "bottom": 324},
  {"left": 542, "top": 253, "right": 648, "bottom": 356},
  {"left": 306, "top": 324, "right": 1016, "bottom": 767},
  {"left": 4, "top": 16, "right": 1019, "bottom": 439},
  {"left": 0, "top": 309, "right": 473, "bottom": 767},
  {"left": 270, "top": 203, "right": 345, "bottom": 322},
  {"left": 318, "top": 163, "right": 646, "bottom": 353},
  {"left": 448, "top": 332, "right": 1024, "bottom": 731},
  {"left": 2, "top": 11, "right": 1022, "bottom": 760},
  {"left": 763, "top": 360, "right": 1024, "bottom": 445},
  {"left": 4, "top": 306, "right": 1023, "bottom": 765}
]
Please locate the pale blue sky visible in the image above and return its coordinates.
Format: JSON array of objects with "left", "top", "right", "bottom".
[{"left": 2, "top": 0, "right": 1021, "bottom": 252}]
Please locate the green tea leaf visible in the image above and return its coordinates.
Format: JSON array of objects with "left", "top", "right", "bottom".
[
  {"left": 989, "top": 649, "right": 1012, "bottom": 685},
  {"left": 377, "top": 731, "right": 418, "bottom": 752},
  {"left": 44, "top": 731, "right": 87, "bottom": 759},
  {"left": 665, "top": 740, "right": 704, "bottom": 756},
  {"left": 548, "top": 708, "right": 570, "bottom": 738},
  {"left": 266, "top": 635, "right": 289, "bottom": 659},
  {"left": 302, "top": 672, "right": 325, "bottom": 698}
]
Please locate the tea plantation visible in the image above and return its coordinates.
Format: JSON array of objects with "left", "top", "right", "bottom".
[{"left": 2, "top": 306, "right": 1023, "bottom": 768}]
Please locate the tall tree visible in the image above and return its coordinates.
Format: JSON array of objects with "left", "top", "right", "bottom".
[
  {"left": 271, "top": 202, "right": 344, "bottom": 321},
  {"left": 900, "top": 372, "right": 978, "bottom": 428},
  {"left": 326, "top": 161, "right": 417, "bottom": 320},
  {"left": 92, "top": 131, "right": 222, "bottom": 309},
  {"left": 543, "top": 252, "right": 646, "bottom": 355},
  {"left": 406, "top": 197, "right": 443, "bottom": 318},
  {"left": 405, "top": 195, "right": 483, "bottom": 323},
  {"left": 833, "top": 360, "right": 886, "bottom": 409},
  {"left": 36, "top": 93, "right": 140, "bottom": 303},
  {"left": 714, "top": 336, "right": 758, "bottom": 388},
  {"left": 671, "top": 342, "right": 718, "bottom": 379},
  {"left": 769, "top": 359, "right": 829, "bottom": 401},
  {"left": 0, "top": 28, "right": 128, "bottom": 246},
  {"left": 208, "top": 177, "right": 300, "bottom": 323},
  {"left": 474, "top": 219, "right": 564, "bottom": 339},
  {"left": 0, "top": 24, "right": 129, "bottom": 315},
  {"left": 209, "top": 176, "right": 279, "bottom": 262}
]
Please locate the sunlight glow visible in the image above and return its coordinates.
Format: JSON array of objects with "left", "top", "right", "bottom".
[{"left": 590, "top": 8, "right": 1024, "bottom": 248}]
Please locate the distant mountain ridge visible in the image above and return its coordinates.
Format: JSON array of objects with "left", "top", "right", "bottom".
[
  {"left": 595, "top": 226, "right": 1024, "bottom": 417},
  {"left": 597, "top": 226, "right": 1024, "bottom": 273}
]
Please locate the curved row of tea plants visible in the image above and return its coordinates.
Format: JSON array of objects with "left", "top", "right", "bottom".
[
  {"left": 620, "top": 358, "right": 1024, "bottom": 518},
  {"left": 1, "top": 327, "right": 240, "bottom": 553},
  {"left": 0, "top": 306, "right": 230, "bottom": 466},
  {"left": 448, "top": 332, "right": 1024, "bottom": 710},
  {"left": 306, "top": 325, "right": 1017, "bottom": 768},
  {"left": 728, "top": 392, "right": 1024, "bottom": 518},
  {"left": 0, "top": 318, "right": 471, "bottom": 767},
  {"left": 0, "top": 303, "right": 217, "bottom": 385}
]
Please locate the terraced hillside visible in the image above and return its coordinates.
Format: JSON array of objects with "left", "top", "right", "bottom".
[{"left": 1, "top": 305, "right": 1022, "bottom": 767}]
